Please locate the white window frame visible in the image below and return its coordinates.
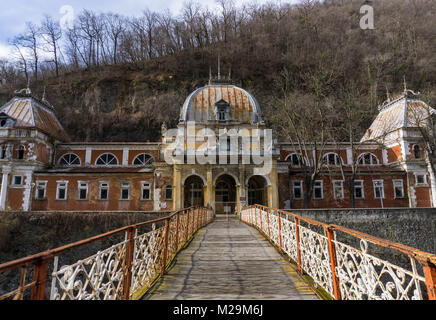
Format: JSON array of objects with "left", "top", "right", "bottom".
[
  {"left": 313, "top": 180, "right": 324, "bottom": 200},
  {"left": 373, "top": 180, "right": 385, "bottom": 199},
  {"left": 358, "top": 152, "right": 380, "bottom": 165},
  {"left": 141, "top": 181, "right": 151, "bottom": 200},
  {"left": 333, "top": 180, "right": 344, "bottom": 200},
  {"left": 322, "top": 152, "right": 343, "bottom": 166},
  {"left": 393, "top": 179, "right": 404, "bottom": 199},
  {"left": 132, "top": 153, "right": 154, "bottom": 166},
  {"left": 58, "top": 153, "right": 81, "bottom": 167},
  {"left": 354, "top": 180, "right": 365, "bottom": 199},
  {"left": 120, "top": 182, "right": 131, "bottom": 200},
  {"left": 415, "top": 173, "right": 427, "bottom": 185},
  {"left": 12, "top": 175, "right": 23, "bottom": 186},
  {"left": 99, "top": 181, "right": 110, "bottom": 200},
  {"left": 292, "top": 180, "right": 303, "bottom": 200},
  {"left": 285, "top": 153, "right": 307, "bottom": 167},
  {"left": 35, "top": 181, "right": 47, "bottom": 199},
  {"left": 95, "top": 153, "right": 119, "bottom": 166},
  {"left": 56, "top": 181, "right": 68, "bottom": 200},
  {"left": 78, "top": 181, "right": 89, "bottom": 200}
]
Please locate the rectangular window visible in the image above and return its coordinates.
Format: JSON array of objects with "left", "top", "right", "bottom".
[
  {"left": 78, "top": 182, "right": 88, "bottom": 200},
  {"left": 121, "top": 182, "right": 130, "bottom": 200},
  {"left": 373, "top": 180, "right": 384, "bottom": 199},
  {"left": 56, "top": 181, "right": 68, "bottom": 200},
  {"left": 393, "top": 180, "right": 404, "bottom": 199},
  {"left": 35, "top": 181, "right": 47, "bottom": 199},
  {"left": 314, "top": 180, "right": 323, "bottom": 199},
  {"left": 416, "top": 174, "right": 426, "bottom": 185},
  {"left": 333, "top": 180, "right": 344, "bottom": 200},
  {"left": 293, "top": 181, "right": 303, "bottom": 200},
  {"left": 354, "top": 180, "right": 364, "bottom": 199},
  {"left": 165, "top": 185, "right": 173, "bottom": 200},
  {"left": 141, "top": 182, "right": 151, "bottom": 200},
  {"left": 13, "top": 175, "right": 23, "bottom": 185},
  {"left": 99, "top": 182, "right": 109, "bottom": 200}
]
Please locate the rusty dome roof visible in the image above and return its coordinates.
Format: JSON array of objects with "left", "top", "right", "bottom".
[{"left": 179, "top": 84, "right": 262, "bottom": 123}]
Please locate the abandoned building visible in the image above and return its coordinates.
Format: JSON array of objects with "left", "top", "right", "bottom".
[{"left": 0, "top": 80, "right": 435, "bottom": 213}]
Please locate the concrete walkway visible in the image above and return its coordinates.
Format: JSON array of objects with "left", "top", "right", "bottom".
[{"left": 143, "top": 216, "right": 319, "bottom": 300}]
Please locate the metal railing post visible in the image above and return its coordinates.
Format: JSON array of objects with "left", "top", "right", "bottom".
[
  {"left": 161, "top": 218, "right": 171, "bottom": 276},
  {"left": 175, "top": 212, "right": 180, "bottom": 250},
  {"left": 422, "top": 260, "right": 436, "bottom": 300},
  {"left": 267, "top": 207, "right": 271, "bottom": 240},
  {"left": 255, "top": 206, "right": 258, "bottom": 229},
  {"left": 259, "top": 205, "right": 263, "bottom": 232},
  {"left": 325, "top": 226, "right": 341, "bottom": 300},
  {"left": 294, "top": 217, "right": 302, "bottom": 274},
  {"left": 277, "top": 210, "right": 282, "bottom": 252},
  {"left": 123, "top": 226, "right": 135, "bottom": 300},
  {"left": 30, "top": 257, "right": 50, "bottom": 300}
]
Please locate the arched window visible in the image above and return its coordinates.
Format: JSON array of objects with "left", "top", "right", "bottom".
[
  {"left": 322, "top": 153, "right": 342, "bottom": 166},
  {"left": 413, "top": 145, "right": 421, "bottom": 159},
  {"left": 95, "top": 153, "right": 119, "bottom": 166},
  {"left": 358, "top": 153, "right": 379, "bottom": 165},
  {"left": 58, "top": 153, "right": 81, "bottom": 167},
  {"left": 17, "top": 145, "right": 25, "bottom": 160},
  {"left": 133, "top": 153, "right": 154, "bottom": 166},
  {"left": 286, "top": 153, "right": 307, "bottom": 167}
]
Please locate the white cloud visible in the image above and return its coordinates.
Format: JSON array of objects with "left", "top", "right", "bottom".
[{"left": 0, "top": 42, "right": 14, "bottom": 60}]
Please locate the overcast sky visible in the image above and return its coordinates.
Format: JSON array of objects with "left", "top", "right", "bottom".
[{"left": 0, "top": 0, "right": 299, "bottom": 59}]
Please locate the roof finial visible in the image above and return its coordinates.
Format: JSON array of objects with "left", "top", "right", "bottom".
[
  {"left": 217, "top": 53, "right": 221, "bottom": 80},
  {"left": 385, "top": 84, "right": 391, "bottom": 102},
  {"left": 228, "top": 66, "right": 231, "bottom": 81},
  {"left": 42, "top": 86, "right": 46, "bottom": 101},
  {"left": 403, "top": 75, "right": 408, "bottom": 92}
]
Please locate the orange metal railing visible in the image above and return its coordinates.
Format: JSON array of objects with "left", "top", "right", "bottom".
[
  {"left": 0, "top": 206, "right": 214, "bottom": 300},
  {"left": 241, "top": 204, "right": 436, "bottom": 300}
]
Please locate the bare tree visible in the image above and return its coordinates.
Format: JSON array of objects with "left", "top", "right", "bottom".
[
  {"left": 41, "top": 15, "right": 62, "bottom": 76},
  {"left": 11, "top": 22, "right": 40, "bottom": 81}
]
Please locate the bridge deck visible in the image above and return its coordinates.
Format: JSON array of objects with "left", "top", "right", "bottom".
[{"left": 143, "top": 216, "right": 319, "bottom": 300}]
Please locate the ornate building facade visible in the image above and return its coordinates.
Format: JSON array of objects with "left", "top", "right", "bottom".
[{"left": 0, "top": 82, "right": 435, "bottom": 213}]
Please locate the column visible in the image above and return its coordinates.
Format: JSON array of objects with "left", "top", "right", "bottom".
[
  {"left": 0, "top": 166, "right": 11, "bottom": 211},
  {"left": 269, "top": 160, "right": 279, "bottom": 208},
  {"left": 173, "top": 166, "right": 182, "bottom": 210},
  {"left": 206, "top": 167, "right": 213, "bottom": 209}
]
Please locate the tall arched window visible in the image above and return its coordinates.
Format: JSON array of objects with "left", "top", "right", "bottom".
[
  {"left": 58, "top": 153, "right": 81, "bottom": 167},
  {"left": 322, "top": 153, "right": 342, "bottom": 166},
  {"left": 133, "top": 153, "right": 154, "bottom": 166},
  {"left": 17, "top": 145, "right": 25, "bottom": 160},
  {"left": 358, "top": 153, "right": 379, "bottom": 165},
  {"left": 95, "top": 153, "right": 119, "bottom": 166},
  {"left": 413, "top": 145, "right": 421, "bottom": 159}
]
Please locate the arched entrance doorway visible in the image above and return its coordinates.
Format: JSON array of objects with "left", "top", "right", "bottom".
[
  {"left": 247, "top": 175, "right": 268, "bottom": 206},
  {"left": 184, "top": 175, "right": 205, "bottom": 207},
  {"left": 215, "top": 174, "right": 237, "bottom": 214}
]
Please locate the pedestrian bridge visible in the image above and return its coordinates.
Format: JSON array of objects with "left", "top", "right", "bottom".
[{"left": 0, "top": 206, "right": 435, "bottom": 300}]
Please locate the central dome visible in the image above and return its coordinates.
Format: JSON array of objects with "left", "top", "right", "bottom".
[{"left": 179, "top": 84, "right": 262, "bottom": 124}]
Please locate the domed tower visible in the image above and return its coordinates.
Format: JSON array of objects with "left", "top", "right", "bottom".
[
  {"left": 165, "top": 78, "right": 278, "bottom": 215},
  {"left": 179, "top": 81, "right": 264, "bottom": 126}
]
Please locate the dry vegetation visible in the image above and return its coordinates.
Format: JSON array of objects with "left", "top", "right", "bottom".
[{"left": 0, "top": 0, "right": 434, "bottom": 142}]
